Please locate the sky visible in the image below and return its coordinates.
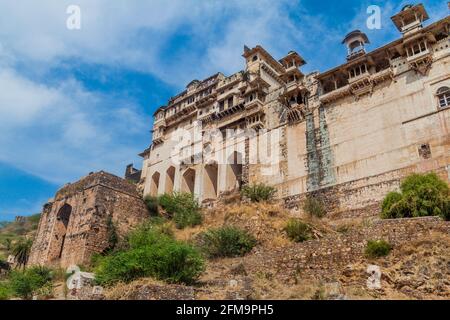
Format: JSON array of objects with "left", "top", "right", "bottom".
[{"left": 0, "top": 0, "right": 448, "bottom": 220}]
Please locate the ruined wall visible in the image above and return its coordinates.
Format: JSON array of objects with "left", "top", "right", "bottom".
[
  {"left": 29, "top": 172, "right": 149, "bottom": 268},
  {"left": 247, "top": 216, "right": 450, "bottom": 286}
]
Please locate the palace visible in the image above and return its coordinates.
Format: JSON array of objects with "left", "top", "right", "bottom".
[
  {"left": 28, "top": 4, "right": 450, "bottom": 268},
  {"left": 140, "top": 4, "right": 450, "bottom": 217}
]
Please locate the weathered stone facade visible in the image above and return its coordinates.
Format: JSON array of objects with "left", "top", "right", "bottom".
[
  {"left": 28, "top": 172, "right": 149, "bottom": 268},
  {"left": 140, "top": 5, "right": 450, "bottom": 217}
]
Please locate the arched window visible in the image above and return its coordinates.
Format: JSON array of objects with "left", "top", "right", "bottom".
[{"left": 436, "top": 87, "right": 450, "bottom": 109}]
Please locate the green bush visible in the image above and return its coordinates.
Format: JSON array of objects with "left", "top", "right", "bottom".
[
  {"left": 381, "top": 173, "right": 450, "bottom": 220},
  {"left": 303, "top": 197, "right": 326, "bottom": 218},
  {"left": 8, "top": 266, "right": 53, "bottom": 300},
  {"left": 94, "top": 225, "right": 204, "bottom": 286},
  {"left": 158, "top": 193, "right": 202, "bottom": 229},
  {"left": 365, "top": 240, "right": 392, "bottom": 258},
  {"left": 241, "top": 184, "right": 277, "bottom": 203},
  {"left": 198, "top": 226, "right": 257, "bottom": 258},
  {"left": 144, "top": 196, "right": 159, "bottom": 216},
  {"left": 0, "top": 282, "right": 12, "bottom": 300},
  {"left": 284, "top": 219, "right": 312, "bottom": 243}
]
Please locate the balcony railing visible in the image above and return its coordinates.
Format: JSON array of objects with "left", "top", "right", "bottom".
[{"left": 406, "top": 48, "right": 431, "bottom": 63}]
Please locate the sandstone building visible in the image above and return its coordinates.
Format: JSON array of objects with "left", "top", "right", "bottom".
[
  {"left": 28, "top": 172, "right": 149, "bottom": 268},
  {"left": 28, "top": 4, "right": 449, "bottom": 268},
  {"left": 140, "top": 4, "right": 450, "bottom": 217}
]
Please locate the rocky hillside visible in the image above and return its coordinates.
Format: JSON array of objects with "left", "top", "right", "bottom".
[
  {"left": 0, "top": 214, "right": 40, "bottom": 260},
  {"left": 104, "top": 201, "right": 450, "bottom": 300}
]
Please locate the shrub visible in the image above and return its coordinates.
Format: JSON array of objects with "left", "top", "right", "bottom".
[
  {"left": 144, "top": 196, "right": 159, "bottom": 216},
  {"left": 8, "top": 266, "right": 53, "bottom": 300},
  {"left": 94, "top": 226, "right": 204, "bottom": 286},
  {"left": 381, "top": 192, "right": 404, "bottom": 218},
  {"left": 105, "top": 215, "right": 118, "bottom": 252},
  {"left": 284, "top": 219, "right": 312, "bottom": 243},
  {"left": 365, "top": 240, "right": 392, "bottom": 258},
  {"left": 158, "top": 193, "right": 202, "bottom": 229},
  {"left": 12, "top": 238, "right": 33, "bottom": 269},
  {"left": 381, "top": 173, "right": 450, "bottom": 220},
  {"left": 303, "top": 197, "right": 326, "bottom": 218},
  {"left": 241, "top": 184, "right": 276, "bottom": 203},
  {"left": 0, "top": 282, "right": 12, "bottom": 300},
  {"left": 198, "top": 226, "right": 257, "bottom": 258}
]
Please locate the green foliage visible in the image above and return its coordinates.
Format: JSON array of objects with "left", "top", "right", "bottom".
[
  {"left": 198, "top": 226, "right": 257, "bottom": 258},
  {"left": 12, "top": 238, "right": 33, "bottom": 269},
  {"left": 0, "top": 282, "right": 12, "bottom": 300},
  {"left": 144, "top": 196, "right": 159, "bottom": 216},
  {"left": 381, "top": 192, "right": 403, "bottom": 217},
  {"left": 105, "top": 215, "right": 118, "bottom": 253},
  {"left": 241, "top": 184, "right": 277, "bottom": 203},
  {"left": 365, "top": 240, "right": 392, "bottom": 258},
  {"left": 2, "top": 238, "right": 12, "bottom": 251},
  {"left": 8, "top": 266, "right": 53, "bottom": 300},
  {"left": 94, "top": 224, "right": 204, "bottom": 286},
  {"left": 303, "top": 197, "right": 326, "bottom": 218},
  {"left": 158, "top": 193, "right": 202, "bottom": 229},
  {"left": 381, "top": 173, "right": 450, "bottom": 220},
  {"left": 284, "top": 219, "right": 312, "bottom": 243}
]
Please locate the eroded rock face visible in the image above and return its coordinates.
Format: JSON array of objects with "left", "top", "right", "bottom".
[{"left": 28, "top": 171, "right": 149, "bottom": 268}]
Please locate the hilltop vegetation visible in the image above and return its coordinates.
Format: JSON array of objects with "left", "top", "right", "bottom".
[{"left": 0, "top": 214, "right": 40, "bottom": 261}]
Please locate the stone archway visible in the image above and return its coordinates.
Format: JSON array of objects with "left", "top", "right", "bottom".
[
  {"left": 203, "top": 163, "right": 218, "bottom": 200},
  {"left": 181, "top": 168, "right": 196, "bottom": 194},
  {"left": 48, "top": 204, "right": 72, "bottom": 261},
  {"left": 165, "top": 167, "right": 176, "bottom": 194},
  {"left": 150, "top": 172, "right": 160, "bottom": 196},
  {"left": 225, "top": 151, "right": 243, "bottom": 191}
]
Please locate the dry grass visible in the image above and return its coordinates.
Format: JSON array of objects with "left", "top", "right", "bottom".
[
  {"left": 174, "top": 201, "right": 295, "bottom": 248},
  {"left": 105, "top": 278, "right": 167, "bottom": 300}
]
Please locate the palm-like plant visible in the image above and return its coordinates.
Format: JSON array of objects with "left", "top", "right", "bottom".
[
  {"left": 4, "top": 238, "right": 12, "bottom": 252},
  {"left": 12, "top": 239, "right": 33, "bottom": 269}
]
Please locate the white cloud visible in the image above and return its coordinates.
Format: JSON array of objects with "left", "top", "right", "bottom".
[
  {"left": 0, "top": 0, "right": 308, "bottom": 86},
  {"left": 0, "top": 68, "right": 148, "bottom": 184}
]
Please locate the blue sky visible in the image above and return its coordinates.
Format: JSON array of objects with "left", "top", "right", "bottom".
[{"left": 0, "top": 0, "right": 448, "bottom": 220}]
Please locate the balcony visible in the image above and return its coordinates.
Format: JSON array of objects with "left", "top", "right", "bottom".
[
  {"left": 286, "top": 103, "right": 306, "bottom": 124},
  {"left": 319, "top": 85, "right": 351, "bottom": 103},
  {"left": 407, "top": 48, "right": 431, "bottom": 63},
  {"left": 407, "top": 48, "right": 433, "bottom": 75},
  {"left": 348, "top": 71, "right": 370, "bottom": 84},
  {"left": 244, "top": 98, "right": 264, "bottom": 112},
  {"left": 152, "top": 132, "right": 165, "bottom": 145},
  {"left": 246, "top": 113, "right": 265, "bottom": 130},
  {"left": 154, "top": 118, "right": 166, "bottom": 127},
  {"left": 401, "top": 20, "right": 422, "bottom": 35},
  {"left": 216, "top": 103, "right": 245, "bottom": 120}
]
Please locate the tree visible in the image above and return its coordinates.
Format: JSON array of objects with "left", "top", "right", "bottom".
[{"left": 12, "top": 239, "right": 33, "bottom": 270}]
